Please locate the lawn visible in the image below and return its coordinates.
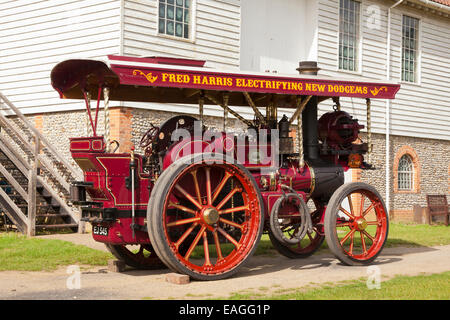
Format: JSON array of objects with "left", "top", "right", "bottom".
[
  {"left": 223, "top": 271, "right": 450, "bottom": 300},
  {"left": 0, "top": 232, "right": 113, "bottom": 271}
]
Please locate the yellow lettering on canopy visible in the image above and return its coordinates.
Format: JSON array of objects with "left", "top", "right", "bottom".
[{"left": 193, "top": 75, "right": 201, "bottom": 84}]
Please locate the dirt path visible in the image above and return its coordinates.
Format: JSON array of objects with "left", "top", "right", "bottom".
[{"left": 1, "top": 233, "right": 449, "bottom": 300}]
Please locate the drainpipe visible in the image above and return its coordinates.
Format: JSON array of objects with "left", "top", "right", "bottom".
[{"left": 386, "top": 0, "right": 404, "bottom": 215}]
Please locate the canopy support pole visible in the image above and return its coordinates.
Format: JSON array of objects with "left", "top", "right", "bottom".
[
  {"left": 104, "top": 87, "right": 111, "bottom": 151},
  {"left": 366, "top": 98, "right": 372, "bottom": 163},
  {"left": 204, "top": 93, "right": 253, "bottom": 128},
  {"left": 199, "top": 91, "right": 205, "bottom": 126},
  {"left": 297, "top": 113, "right": 304, "bottom": 169},
  {"left": 223, "top": 93, "right": 229, "bottom": 131},
  {"left": 243, "top": 92, "right": 266, "bottom": 126},
  {"left": 83, "top": 91, "right": 94, "bottom": 137},
  {"left": 288, "top": 95, "right": 312, "bottom": 125}
]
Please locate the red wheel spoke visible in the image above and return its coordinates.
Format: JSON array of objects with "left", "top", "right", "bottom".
[
  {"left": 347, "top": 195, "right": 355, "bottom": 217},
  {"left": 362, "top": 230, "right": 375, "bottom": 242},
  {"left": 167, "top": 217, "right": 201, "bottom": 227},
  {"left": 184, "top": 225, "right": 207, "bottom": 261},
  {"left": 336, "top": 222, "right": 352, "bottom": 228},
  {"left": 212, "top": 230, "right": 224, "bottom": 261},
  {"left": 339, "top": 206, "right": 355, "bottom": 220},
  {"left": 217, "top": 227, "right": 241, "bottom": 249},
  {"left": 203, "top": 231, "right": 212, "bottom": 266},
  {"left": 218, "top": 205, "right": 248, "bottom": 215},
  {"left": 216, "top": 187, "right": 240, "bottom": 210},
  {"left": 360, "top": 231, "right": 367, "bottom": 255},
  {"left": 366, "top": 220, "right": 380, "bottom": 226},
  {"left": 175, "top": 184, "right": 203, "bottom": 210},
  {"left": 190, "top": 169, "right": 202, "bottom": 205},
  {"left": 212, "top": 171, "right": 232, "bottom": 203},
  {"left": 219, "top": 217, "right": 244, "bottom": 230},
  {"left": 205, "top": 167, "right": 212, "bottom": 205},
  {"left": 174, "top": 222, "right": 199, "bottom": 250},
  {"left": 349, "top": 231, "right": 355, "bottom": 255},
  {"left": 361, "top": 202, "right": 375, "bottom": 217},
  {"left": 168, "top": 201, "right": 196, "bottom": 215},
  {"left": 340, "top": 228, "right": 356, "bottom": 246},
  {"left": 359, "top": 195, "right": 365, "bottom": 217}
]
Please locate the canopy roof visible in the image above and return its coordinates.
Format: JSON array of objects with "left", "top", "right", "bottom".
[{"left": 51, "top": 55, "right": 400, "bottom": 108}]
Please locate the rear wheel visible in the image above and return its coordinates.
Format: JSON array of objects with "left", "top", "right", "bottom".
[
  {"left": 105, "top": 244, "right": 166, "bottom": 269},
  {"left": 148, "top": 155, "right": 264, "bottom": 281},
  {"left": 324, "top": 182, "right": 389, "bottom": 265}
]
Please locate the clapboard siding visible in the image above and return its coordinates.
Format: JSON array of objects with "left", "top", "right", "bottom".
[
  {"left": 120, "top": 0, "right": 241, "bottom": 117},
  {"left": 317, "top": 0, "right": 450, "bottom": 141},
  {"left": 122, "top": 0, "right": 240, "bottom": 69},
  {"left": 0, "top": 0, "right": 121, "bottom": 114}
]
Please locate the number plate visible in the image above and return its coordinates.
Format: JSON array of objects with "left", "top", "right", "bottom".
[{"left": 93, "top": 225, "right": 109, "bottom": 236}]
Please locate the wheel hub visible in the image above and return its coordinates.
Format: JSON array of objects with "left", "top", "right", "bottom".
[
  {"left": 203, "top": 207, "right": 219, "bottom": 225},
  {"left": 355, "top": 218, "right": 368, "bottom": 231}
]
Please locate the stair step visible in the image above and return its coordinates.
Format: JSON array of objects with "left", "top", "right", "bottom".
[
  {"left": 36, "top": 213, "right": 71, "bottom": 218},
  {"left": 35, "top": 224, "right": 78, "bottom": 229}
]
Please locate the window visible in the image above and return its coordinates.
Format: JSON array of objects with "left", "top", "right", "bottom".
[
  {"left": 394, "top": 146, "right": 420, "bottom": 193},
  {"left": 158, "top": 0, "right": 191, "bottom": 39},
  {"left": 397, "top": 154, "right": 413, "bottom": 190},
  {"left": 339, "top": 0, "right": 360, "bottom": 72},
  {"left": 402, "top": 15, "right": 419, "bottom": 83}
]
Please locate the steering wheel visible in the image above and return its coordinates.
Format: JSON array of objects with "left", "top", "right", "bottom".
[{"left": 140, "top": 123, "right": 160, "bottom": 149}]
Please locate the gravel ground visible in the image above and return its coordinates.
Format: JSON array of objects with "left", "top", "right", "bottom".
[{"left": 0, "top": 233, "right": 449, "bottom": 300}]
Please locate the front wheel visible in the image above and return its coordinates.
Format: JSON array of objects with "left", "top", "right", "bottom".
[{"left": 324, "top": 182, "right": 389, "bottom": 265}]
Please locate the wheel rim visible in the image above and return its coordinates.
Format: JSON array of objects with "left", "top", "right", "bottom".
[
  {"left": 333, "top": 189, "right": 388, "bottom": 261},
  {"left": 162, "top": 162, "right": 262, "bottom": 275}
]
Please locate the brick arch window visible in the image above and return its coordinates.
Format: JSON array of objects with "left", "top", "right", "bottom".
[{"left": 393, "top": 146, "right": 420, "bottom": 193}]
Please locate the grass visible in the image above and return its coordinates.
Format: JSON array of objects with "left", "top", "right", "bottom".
[
  {"left": 222, "top": 271, "right": 450, "bottom": 300},
  {"left": 0, "top": 232, "right": 113, "bottom": 271}
]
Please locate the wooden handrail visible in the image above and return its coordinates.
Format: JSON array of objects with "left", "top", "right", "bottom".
[{"left": 0, "top": 92, "right": 82, "bottom": 182}]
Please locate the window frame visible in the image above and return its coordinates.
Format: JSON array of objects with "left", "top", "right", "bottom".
[
  {"left": 393, "top": 146, "right": 420, "bottom": 194},
  {"left": 400, "top": 14, "right": 421, "bottom": 85},
  {"left": 397, "top": 154, "right": 413, "bottom": 191},
  {"left": 337, "top": 0, "right": 362, "bottom": 74},
  {"left": 157, "top": 0, "right": 196, "bottom": 43}
]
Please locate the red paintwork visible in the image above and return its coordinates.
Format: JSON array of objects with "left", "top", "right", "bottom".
[
  {"left": 71, "top": 135, "right": 316, "bottom": 245},
  {"left": 92, "top": 218, "right": 149, "bottom": 244},
  {"left": 111, "top": 63, "right": 400, "bottom": 99},
  {"left": 51, "top": 55, "right": 401, "bottom": 101}
]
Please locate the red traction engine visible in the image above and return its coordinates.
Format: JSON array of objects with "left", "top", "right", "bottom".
[{"left": 52, "top": 56, "right": 399, "bottom": 280}]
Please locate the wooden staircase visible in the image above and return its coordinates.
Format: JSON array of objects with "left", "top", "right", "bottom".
[{"left": 0, "top": 92, "right": 84, "bottom": 236}]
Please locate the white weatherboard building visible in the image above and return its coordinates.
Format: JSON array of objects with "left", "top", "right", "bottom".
[{"left": 0, "top": 0, "right": 449, "bottom": 222}]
